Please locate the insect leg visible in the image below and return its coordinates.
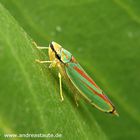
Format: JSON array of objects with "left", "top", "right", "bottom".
[
  {"left": 58, "top": 72, "right": 64, "bottom": 101},
  {"left": 33, "top": 41, "right": 49, "bottom": 50},
  {"left": 36, "top": 58, "right": 58, "bottom": 69},
  {"left": 35, "top": 59, "right": 53, "bottom": 64},
  {"left": 74, "top": 93, "right": 79, "bottom": 107}
]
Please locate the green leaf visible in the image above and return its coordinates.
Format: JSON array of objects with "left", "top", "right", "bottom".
[{"left": 0, "top": 0, "right": 140, "bottom": 140}]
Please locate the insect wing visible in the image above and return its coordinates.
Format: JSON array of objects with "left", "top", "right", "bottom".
[{"left": 65, "top": 62, "right": 114, "bottom": 113}]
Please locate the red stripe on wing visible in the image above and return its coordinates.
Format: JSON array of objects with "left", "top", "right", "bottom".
[
  {"left": 81, "top": 80, "right": 111, "bottom": 104},
  {"left": 73, "top": 66, "right": 100, "bottom": 89}
]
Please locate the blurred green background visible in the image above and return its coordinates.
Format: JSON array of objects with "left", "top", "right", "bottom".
[{"left": 0, "top": 0, "right": 140, "bottom": 140}]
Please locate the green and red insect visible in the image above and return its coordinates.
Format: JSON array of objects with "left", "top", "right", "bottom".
[{"left": 34, "top": 41, "right": 119, "bottom": 116}]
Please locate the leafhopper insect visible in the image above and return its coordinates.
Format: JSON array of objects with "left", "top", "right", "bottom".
[{"left": 34, "top": 41, "right": 119, "bottom": 116}]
